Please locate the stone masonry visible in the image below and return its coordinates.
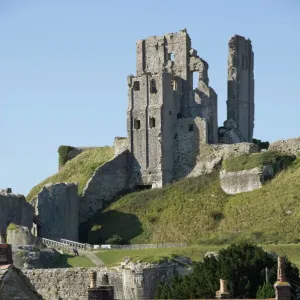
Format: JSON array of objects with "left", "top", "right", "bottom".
[
  {"left": 33, "top": 183, "right": 79, "bottom": 241},
  {"left": 0, "top": 189, "right": 33, "bottom": 239},
  {"left": 226, "top": 35, "right": 254, "bottom": 142}
]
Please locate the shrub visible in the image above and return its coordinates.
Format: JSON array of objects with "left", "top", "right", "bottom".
[
  {"left": 256, "top": 282, "right": 275, "bottom": 298},
  {"left": 253, "top": 138, "right": 270, "bottom": 151},
  {"left": 58, "top": 145, "right": 74, "bottom": 167},
  {"left": 105, "top": 234, "right": 125, "bottom": 245}
]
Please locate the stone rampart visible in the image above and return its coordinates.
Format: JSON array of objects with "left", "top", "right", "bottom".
[
  {"left": 80, "top": 150, "right": 130, "bottom": 223},
  {"left": 220, "top": 165, "right": 274, "bottom": 194},
  {"left": 269, "top": 138, "right": 300, "bottom": 157},
  {"left": 0, "top": 190, "right": 33, "bottom": 237},
  {"left": 34, "top": 183, "right": 79, "bottom": 241}
]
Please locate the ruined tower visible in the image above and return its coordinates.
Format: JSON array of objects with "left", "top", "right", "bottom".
[
  {"left": 127, "top": 29, "right": 218, "bottom": 188},
  {"left": 227, "top": 35, "right": 254, "bottom": 142}
]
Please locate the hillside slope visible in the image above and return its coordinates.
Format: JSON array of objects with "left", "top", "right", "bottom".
[
  {"left": 88, "top": 158, "right": 300, "bottom": 245},
  {"left": 27, "top": 146, "right": 114, "bottom": 201}
]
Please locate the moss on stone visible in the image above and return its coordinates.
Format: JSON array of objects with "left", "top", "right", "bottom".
[{"left": 7, "top": 223, "right": 18, "bottom": 231}]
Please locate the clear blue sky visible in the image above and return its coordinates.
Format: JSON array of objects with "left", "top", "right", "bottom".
[{"left": 0, "top": 0, "right": 299, "bottom": 196}]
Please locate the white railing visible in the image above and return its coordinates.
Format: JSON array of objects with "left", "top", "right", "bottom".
[{"left": 60, "top": 238, "right": 87, "bottom": 249}]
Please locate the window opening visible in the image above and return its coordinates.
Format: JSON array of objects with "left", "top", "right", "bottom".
[
  {"left": 171, "top": 80, "right": 177, "bottom": 91},
  {"left": 177, "top": 113, "right": 182, "bottom": 119},
  {"left": 150, "top": 79, "right": 157, "bottom": 94},
  {"left": 134, "top": 119, "right": 141, "bottom": 130},
  {"left": 168, "top": 53, "right": 174, "bottom": 61},
  {"left": 133, "top": 81, "right": 140, "bottom": 91},
  {"left": 193, "top": 72, "right": 198, "bottom": 90},
  {"left": 149, "top": 117, "right": 155, "bottom": 128},
  {"left": 189, "top": 124, "right": 194, "bottom": 132}
]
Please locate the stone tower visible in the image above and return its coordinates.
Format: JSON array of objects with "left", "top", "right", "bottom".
[
  {"left": 127, "top": 29, "right": 218, "bottom": 188},
  {"left": 227, "top": 35, "right": 254, "bottom": 142}
]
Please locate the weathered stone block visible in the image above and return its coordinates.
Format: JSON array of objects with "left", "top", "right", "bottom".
[{"left": 220, "top": 165, "right": 274, "bottom": 194}]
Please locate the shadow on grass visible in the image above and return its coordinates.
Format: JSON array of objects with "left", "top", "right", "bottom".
[
  {"left": 54, "top": 253, "right": 74, "bottom": 268},
  {"left": 80, "top": 210, "right": 143, "bottom": 244}
]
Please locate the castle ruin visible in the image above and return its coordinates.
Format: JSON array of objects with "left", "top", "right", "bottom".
[{"left": 125, "top": 29, "right": 255, "bottom": 188}]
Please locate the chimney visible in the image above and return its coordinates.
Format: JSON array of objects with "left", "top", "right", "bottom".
[
  {"left": 88, "top": 271, "right": 114, "bottom": 300},
  {"left": 216, "top": 279, "right": 230, "bottom": 299},
  {"left": 274, "top": 257, "right": 291, "bottom": 300}
]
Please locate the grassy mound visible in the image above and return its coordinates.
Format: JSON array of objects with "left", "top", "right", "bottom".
[
  {"left": 27, "top": 146, "right": 114, "bottom": 201},
  {"left": 87, "top": 158, "right": 300, "bottom": 245},
  {"left": 222, "top": 151, "right": 294, "bottom": 172}
]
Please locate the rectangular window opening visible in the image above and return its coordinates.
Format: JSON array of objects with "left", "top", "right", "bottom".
[
  {"left": 150, "top": 79, "right": 157, "bottom": 94},
  {"left": 171, "top": 80, "right": 177, "bottom": 91},
  {"left": 168, "top": 53, "right": 175, "bottom": 61},
  {"left": 189, "top": 124, "right": 194, "bottom": 132},
  {"left": 133, "top": 81, "right": 140, "bottom": 91},
  {"left": 193, "top": 72, "right": 198, "bottom": 90},
  {"left": 149, "top": 117, "right": 156, "bottom": 128},
  {"left": 134, "top": 119, "right": 141, "bottom": 130}
]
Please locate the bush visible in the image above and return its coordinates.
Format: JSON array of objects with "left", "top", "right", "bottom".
[
  {"left": 155, "top": 243, "right": 300, "bottom": 299},
  {"left": 253, "top": 138, "right": 270, "bottom": 151},
  {"left": 256, "top": 282, "right": 275, "bottom": 298},
  {"left": 58, "top": 145, "right": 75, "bottom": 167},
  {"left": 105, "top": 234, "right": 125, "bottom": 245}
]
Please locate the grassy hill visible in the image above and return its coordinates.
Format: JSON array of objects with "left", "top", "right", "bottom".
[
  {"left": 87, "top": 155, "right": 300, "bottom": 245},
  {"left": 27, "top": 146, "right": 114, "bottom": 201}
]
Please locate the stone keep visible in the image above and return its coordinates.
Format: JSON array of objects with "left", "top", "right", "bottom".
[
  {"left": 127, "top": 29, "right": 218, "bottom": 188},
  {"left": 227, "top": 35, "right": 255, "bottom": 142}
]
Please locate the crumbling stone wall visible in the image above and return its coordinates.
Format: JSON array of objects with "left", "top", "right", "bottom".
[
  {"left": 114, "top": 137, "right": 129, "bottom": 157},
  {"left": 7, "top": 226, "right": 36, "bottom": 247},
  {"left": 80, "top": 151, "right": 130, "bottom": 223},
  {"left": 269, "top": 138, "right": 300, "bottom": 157},
  {"left": 227, "top": 35, "right": 254, "bottom": 142},
  {"left": 0, "top": 190, "right": 33, "bottom": 238},
  {"left": 34, "top": 183, "right": 79, "bottom": 241},
  {"left": 220, "top": 165, "right": 274, "bottom": 194}
]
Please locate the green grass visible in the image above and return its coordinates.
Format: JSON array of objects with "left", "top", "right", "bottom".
[
  {"left": 87, "top": 157, "right": 300, "bottom": 245},
  {"left": 95, "top": 244, "right": 300, "bottom": 268},
  {"left": 95, "top": 245, "right": 221, "bottom": 266},
  {"left": 222, "top": 151, "right": 294, "bottom": 172},
  {"left": 27, "top": 146, "right": 114, "bottom": 201},
  {"left": 54, "top": 253, "right": 95, "bottom": 268}
]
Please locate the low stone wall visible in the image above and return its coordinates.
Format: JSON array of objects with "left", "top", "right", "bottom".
[
  {"left": 220, "top": 165, "right": 274, "bottom": 194},
  {"left": 34, "top": 183, "right": 79, "bottom": 241},
  {"left": 101, "top": 243, "right": 188, "bottom": 250},
  {"left": 22, "top": 263, "right": 187, "bottom": 300},
  {"left": 0, "top": 190, "right": 33, "bottom": 236},
  {"left": 269, "top": 138, "right": 300, "bottom": 157},
  {"left": 80, "top": 151, "right": 130, "bottom": 223}
]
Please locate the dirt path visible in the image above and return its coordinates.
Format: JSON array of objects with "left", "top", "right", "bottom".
[{"left": 78, "top": 249, "right": 105, "bottom": 267}]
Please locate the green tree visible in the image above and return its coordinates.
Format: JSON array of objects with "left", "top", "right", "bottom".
[
  {"left": 155, "top": 243, "right": 300, "bottom": 299},
  {"left": 256, "top": 282, "right": 275, "bottom": 299}
]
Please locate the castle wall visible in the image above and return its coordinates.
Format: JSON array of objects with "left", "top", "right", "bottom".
[
  {"left": 7, "top": 226, "right": 36, "bottom": 247},
  {"left": 269, "top": 138, "right": 300, "bottom": 157},
  {"left": 80, "top": 151, "right": 130, "bottom": 223},
  {"left": 0, "top": 190, "right": 33, "bottom": 237},
  {"left": 227, "top": 35, "right": 254, "bottom": 142},
  {"left": 22, "top": 264, "right": 187, "bottom": 300},
  {"left": 34, "top": 183, "right": 78, "bottom": 241},
  {"left": 114, "top": 137, "right": 129, "bottom": 157}
]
